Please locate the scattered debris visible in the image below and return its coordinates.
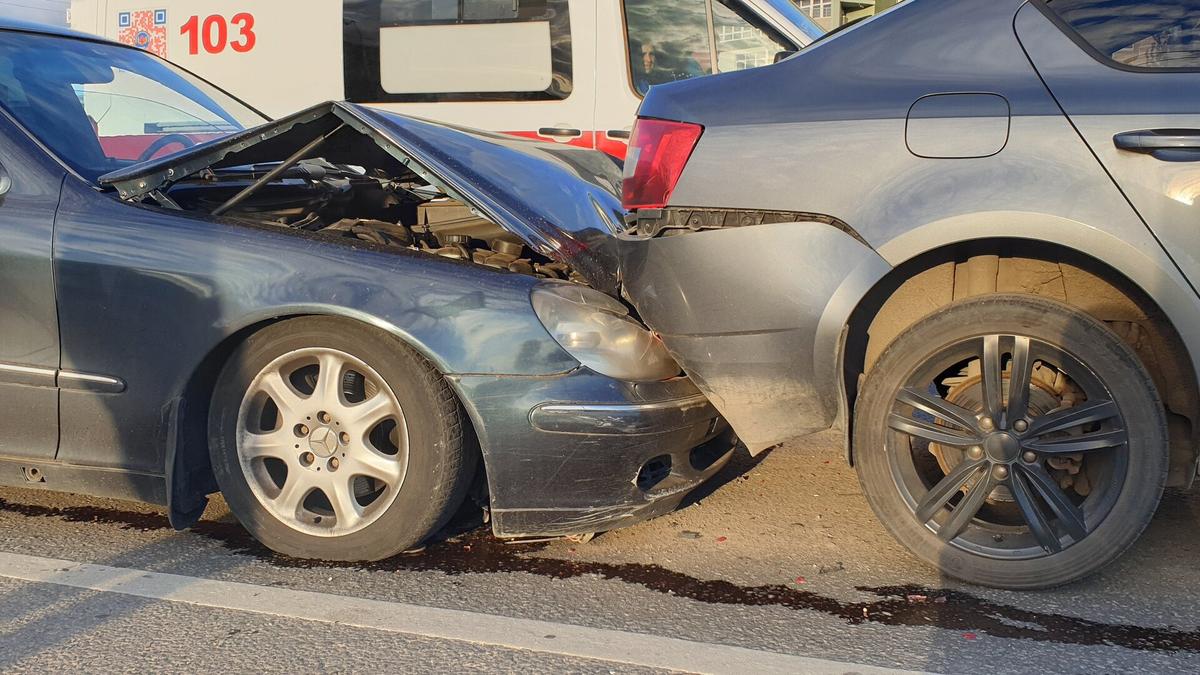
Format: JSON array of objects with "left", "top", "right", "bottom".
[
  {"left": 963, "top": 633, "right": 978, "bottom": 640},
  {"left": 906, "top": 594, "right": 928, "bottom": 604},
  {"left": 818, "top": 561, "right": 845, "bottom": 575},
  {"left": 716, "top": 536, "right": 728, "bottom": 543},
  {"left": 795, "top": 576, "right": 807, "bottom": 584},
  {"left": 679, "top": 531, "right": 702, "bottom": 539}
]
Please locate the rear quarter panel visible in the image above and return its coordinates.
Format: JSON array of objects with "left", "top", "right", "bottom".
[{"left": 626, "top": 0, "right": 1200, "bottom": 448}]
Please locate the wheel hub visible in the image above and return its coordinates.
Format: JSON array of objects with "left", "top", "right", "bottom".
[
  {"left": 306, "top": 425, "right": 339, "bottom": 458},
  {"left": 983, "top": 431, "right": 1021, "bottom": 463}
]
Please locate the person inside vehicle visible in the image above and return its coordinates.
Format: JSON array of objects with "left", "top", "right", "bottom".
[{"left": 634, "top": 42, "right": 673, "bottom": 94}]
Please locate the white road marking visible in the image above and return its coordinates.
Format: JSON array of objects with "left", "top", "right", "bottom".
[{"left": 0, "top": 551, "right": 926, "bottom": 675}]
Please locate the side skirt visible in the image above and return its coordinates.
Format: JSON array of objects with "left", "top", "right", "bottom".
[{"left": 0, "top": 457, "right": 166, "bottom": 506}]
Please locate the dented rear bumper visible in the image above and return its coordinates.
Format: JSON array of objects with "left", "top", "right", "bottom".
[
  {"left": 620, "top": 218, "right": 892, "bottom": 453},
  {"left": 448, "top": 370, "right": 735, "bottom": 538}
]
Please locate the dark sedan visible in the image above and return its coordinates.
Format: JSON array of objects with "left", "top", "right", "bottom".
[
  {"left": 620, "top": 0, "right": 1200, "bottom": 588},
  {"left": 0, "top": 21, "right": 733, "bottom": 561}
]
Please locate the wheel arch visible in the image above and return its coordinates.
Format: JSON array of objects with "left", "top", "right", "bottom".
[
  {"left": 165, "top": 308, "right": 485, "bottom": 529},
  {"left": 838, "top": 221, "right": 1200, "bottom": 488}
]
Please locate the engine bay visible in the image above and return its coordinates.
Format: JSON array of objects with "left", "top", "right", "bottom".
[{"left": 154, "top": 158, "right": 585, "bottom": 283}]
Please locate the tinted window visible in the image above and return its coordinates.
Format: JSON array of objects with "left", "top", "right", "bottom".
[
  {"left": 344, "top": 0, "right": 572, "bottom": 102},
  {"left": 1047, "top": 0, "right": 1200, "bottom": 69},
  {"left": 623, "top": 0, "right": 793, "bottom": 96},
  {"left": 0, "top": 32, "right": 263, "bottom": 182}
]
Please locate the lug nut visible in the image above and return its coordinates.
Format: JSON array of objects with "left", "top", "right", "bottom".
[
  {"left": 339, "top": 431, "right": 350, "bottom": 445},
  {"left": 967, "top": 446, "right": 984, "bottom": 460},
  {"left": 318, "top": 411, "right": 332, "bottom": 424},
  {"left": 329, "top": 457, "right": 340, "bottom": 471},
  {"left": 979, "top": 417, "right": 994, "bottom": 431},
  {"left": 1013, "top": 419, "right": 1029, "bottom": 433},
  {"left": 301, "top": 452, "right": 315, "bottom": 466},
  {"left": 993, "top": 465, "right": 1010, "bottom": 480},
  {"left": 294, "top": 424, "right": 309, "bottom": 437},
  {"left": 1023, "top": 451, "right": 1039, "bottom": 463}
]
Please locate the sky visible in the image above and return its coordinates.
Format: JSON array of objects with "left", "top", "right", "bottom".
[{"left": 0, "top": 0, "right": 69, "bottom": 26}]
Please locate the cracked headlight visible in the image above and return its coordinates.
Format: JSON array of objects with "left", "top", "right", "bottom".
[{"left": 531, "top": 283, "right": 680, "bottom": 382}]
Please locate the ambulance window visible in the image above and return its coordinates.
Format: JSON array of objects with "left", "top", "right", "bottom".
[
  {"left": 344, "top": 0, "right": 573, "bottom": 102},
  {"left": 623, "top": 0, "right": 713, "bottom": 96},
  {"left": 711, "top": 1, "right": 792, "bottom": 73},
  {"left": 622, "top": 0, "right": 795, "bottom": 97}
]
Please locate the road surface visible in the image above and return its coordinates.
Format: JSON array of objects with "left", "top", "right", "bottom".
[{"left": 0, "top": 432, "right": 1197, "bottom": 673}]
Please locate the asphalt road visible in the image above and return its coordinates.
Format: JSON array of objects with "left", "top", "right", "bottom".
[{"left": 1, "top": 431, "right": 1198, "bottom": 673}]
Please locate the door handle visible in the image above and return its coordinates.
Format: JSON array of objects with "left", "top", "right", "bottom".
[
  {"left": 0, "top": 161, "right": 10, "bottom": 197},
  {"left": 537, "top": 127, "right": 583, "bottom": 139},
  {"left": 605, "top": 129, "right": 632, "bottom": 140},
  {"left": 1114, "top": 129, "right": 1200, "bottom": 159}
]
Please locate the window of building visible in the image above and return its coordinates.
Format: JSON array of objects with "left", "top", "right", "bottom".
[
  {"left": 343, "top": 0, "right": 573, "bottom": 102},
  {"left": 623, "top": 0, "right": 793, "bottom": 96},
  {"left": 712, "top": 0, "right": 792, "bottom": 74},
  {"left": 796, "top": 0, "right": 833, "bottom": 19},
  {"left": 1046, "top": 0, "right": 1200, "bottom": 69}
]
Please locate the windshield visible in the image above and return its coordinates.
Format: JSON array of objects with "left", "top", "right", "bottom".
[{"left": 0, "top": 30, "right": 266, "bottom": 183}]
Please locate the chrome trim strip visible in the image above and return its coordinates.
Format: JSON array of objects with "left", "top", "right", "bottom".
[
  {"left": 58, "top": 370, "right": 126, "bottom": 394},
  {"left": 529, "top": 394, "right": 715, "bottom": 435},
  {"left": 0, "top": 362, "right": 57, "bottom": 388},
  {"left": 534, "top": 394, "right": 712, "bottom": 417}
]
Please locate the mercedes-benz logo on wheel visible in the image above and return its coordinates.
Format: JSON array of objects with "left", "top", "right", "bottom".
[{"left": 307, "top": 426, "right": 338, "bottom": 458}]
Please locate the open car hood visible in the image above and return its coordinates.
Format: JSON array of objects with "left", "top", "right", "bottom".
[{"left": 101, "top": 101, "right": 627, "bottom": 294}]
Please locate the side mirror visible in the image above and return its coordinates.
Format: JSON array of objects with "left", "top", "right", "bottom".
[
  {"left": 0, "top": 164, "right": 10, "bottom": 197},
  {"left": 774, "top": 50, "right": 799, "bottom": 64}
]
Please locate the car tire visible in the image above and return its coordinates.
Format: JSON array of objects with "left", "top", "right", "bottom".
[
  {"left": 208, "top": 316, "right": 475, "bottom": 561},
  {"left": 854, "top": 294, "right": 1167, "bottom": 589}
]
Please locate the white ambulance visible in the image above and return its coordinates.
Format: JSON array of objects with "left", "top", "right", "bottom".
[{"left": 68, "top": 0, "right": 822, "bottom": 158}]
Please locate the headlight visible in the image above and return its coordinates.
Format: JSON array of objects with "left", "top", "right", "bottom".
[{"left": 531, "top": 283, "right": 680, "bottom": 382}]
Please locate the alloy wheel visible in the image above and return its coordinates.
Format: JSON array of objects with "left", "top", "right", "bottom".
[
  {"left": 887, "top": 334, "right": 1129, "bottom": 558},
  {"left": 236, "top": 347, "right": 409, "bottom": 537}
]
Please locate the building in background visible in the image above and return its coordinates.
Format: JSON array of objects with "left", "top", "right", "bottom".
[
  {"left": 792, "top": 0, "right": 901, "bottom": 32},
  {"left": 1, "top": 0, "right": 69, "bottom": 25}
]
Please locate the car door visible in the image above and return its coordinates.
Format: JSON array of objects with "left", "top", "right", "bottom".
[
  {"left": 1016, "top": 1, "right": 1200, "bottom": 283},
  {"left": 0, "top": 113, "right": 62, "bottom": 461}
]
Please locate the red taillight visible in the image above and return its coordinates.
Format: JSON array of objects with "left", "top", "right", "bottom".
[{"left": 621, "top": 117, "right": 704, "bottom": 211}]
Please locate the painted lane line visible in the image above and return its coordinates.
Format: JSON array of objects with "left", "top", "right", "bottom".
[{"left": 0, "top": 551, "right": 927, "bottom": 675}]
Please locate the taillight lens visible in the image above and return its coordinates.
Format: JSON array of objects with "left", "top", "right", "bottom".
[{"left": 622, "top": 118, "right": 704, "bottom": 211}]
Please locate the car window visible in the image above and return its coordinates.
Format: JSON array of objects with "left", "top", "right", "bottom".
[
  {"left": 1046, "top": 0, "right": 1200, "bottom": 69},
  {"left": 344, "top": 0, "right": 573, "bottom": 102},
  {"left": 76, "top": 69, "right": 239, "bottom": 161},
  {"left": 623, "top": 0, "right": 793, "bottom": 97},
  {"left": 0, "top": 31, "right": 264, "bottom": 182}
]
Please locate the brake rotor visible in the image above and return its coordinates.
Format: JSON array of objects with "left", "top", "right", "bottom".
[{"left": 931, "top": 361, "right": 1076, "bottom": 505}]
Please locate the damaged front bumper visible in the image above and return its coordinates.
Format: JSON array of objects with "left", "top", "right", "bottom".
[{"left": 448, "top": 370, "right": 735, "bottom": 538}]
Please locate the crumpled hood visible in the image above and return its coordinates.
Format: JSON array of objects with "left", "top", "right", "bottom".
[{"left": 101, "top": 101, "right": 627, "bottom": 294}]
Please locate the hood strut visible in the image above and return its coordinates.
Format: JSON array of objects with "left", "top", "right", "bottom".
[{"left": 212, "top": 123, "right": 346, "bottom": 216}]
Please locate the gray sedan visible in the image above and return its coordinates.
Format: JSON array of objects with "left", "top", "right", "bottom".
[{"left": 621, "top": 0, "right": 1200, "bottom": 588}]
